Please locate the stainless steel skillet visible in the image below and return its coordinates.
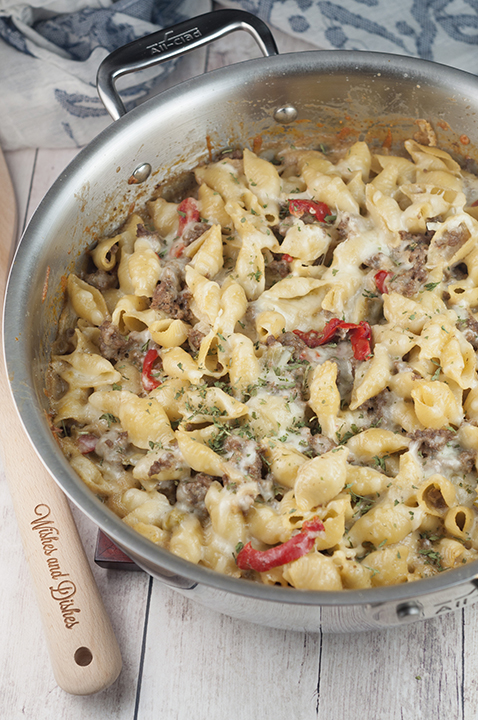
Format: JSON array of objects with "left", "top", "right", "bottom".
[{"left": 5, "top": 9, "right": 478, "bottom": 632}]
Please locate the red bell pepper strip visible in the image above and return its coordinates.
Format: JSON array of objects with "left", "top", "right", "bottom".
[
  {"left": 288, "top": 199, "right": 332, "bottom": 222},
  {"left": 348, "top": 322, "right": 373, "bottom": 361},
  {"left": 293, "top": 318, "right": 373, "bottom": 361},
  {"left": 293, "top": 319, "right": 341, "bottom": 349},
  {"left": 374, "top": 270, "right": 390, "bottom": 294},
  {"left": 142, "top": 348, "right": 161, "bottom": 392},
  {"left": 235, "top": 517, "right": 325, "bottom": 572},
  {"left": 177, "top": 197, "right": 199, "bottom": 235},
  {"left": 282, "top": 254, "right": 294, "bottom": 263}
]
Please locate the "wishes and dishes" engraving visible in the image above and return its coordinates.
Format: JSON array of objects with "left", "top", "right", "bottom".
[{"left": 31, "top": 504, "right": 80, "bottom": 629}]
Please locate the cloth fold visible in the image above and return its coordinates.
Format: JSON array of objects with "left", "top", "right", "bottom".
[{"left": 0, "top": 0, "right": 211, "bottom": 150}]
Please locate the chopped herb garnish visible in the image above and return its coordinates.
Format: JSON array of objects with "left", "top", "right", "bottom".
[{"left": 100, "top": 413, "right": 119, "bottom": 428}]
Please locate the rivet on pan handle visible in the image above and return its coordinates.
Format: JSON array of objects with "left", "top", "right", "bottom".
[{"left": 96, "top": 9, "right": 279, "bottom": 121}]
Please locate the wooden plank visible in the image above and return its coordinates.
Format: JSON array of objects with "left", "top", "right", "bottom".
[
  {"left": 462, "top": 604, "right": 478, "bottom": 720},
  {"left": 316, "top": 611, "right": 463, "bottom": 720},
  {"left": 3, "top": 148, "right": 36, "bottom": 235},
  {"left": 136, "top": 581, "right": 321, "bottom": 720}
]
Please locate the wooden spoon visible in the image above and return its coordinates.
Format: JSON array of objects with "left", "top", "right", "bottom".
[{"left": 0, "top": 147, "right": 122, "bottom": 695}]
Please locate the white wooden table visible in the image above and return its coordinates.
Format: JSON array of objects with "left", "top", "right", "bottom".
[{"left": 2, "top": 11, "right": 478, "bottom": 720}]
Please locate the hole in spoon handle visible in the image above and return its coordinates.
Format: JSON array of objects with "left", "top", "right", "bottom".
[{"left": 74, "top": 647, "right": 94, "bottom": 667}]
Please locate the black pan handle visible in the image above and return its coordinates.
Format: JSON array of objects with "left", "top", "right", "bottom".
[{"left": 97, "top": 9, "right": 279, "bottom": 121}]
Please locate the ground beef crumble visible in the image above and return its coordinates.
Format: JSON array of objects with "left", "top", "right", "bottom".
[
  {"left": 176, "top": 473, "right": 215, "bottom": 521},
  {"left": 461, "top": 315, "right": 478, "bottom": 349},
  {"left": 182, "top": 222, "right": 211, "bottom": 246},
  {"left": 387, "top": 231, "right": 433, "bottom": 297},
  {"left": 150, "top": 265, "right": 195, "bottom": 323},
  {"left": 409, "top": 428, "right": 456, "bottom": 456},
  {"left": 357, "top": 389, "right": 392, "bottom": 423},
  {"left": 187, "top": 325, "right": 206, "bottom": 353},
  {"left": 98, "top": 320, "right": 130, "bottom": 360},
  {"left": 222, "top": 435, "right": 262, "bottom": 481},
  {"left": 266, "top": 255, "right": 291, "bottom": 287},
  {"left": 84, "top": 267, "right": 118, "bottom": 291},
  {"left": 148, "top": 452, "right": 177, "bottom": 477},
  {"left": 268, "top": 331, "right": 307, "bottom": 360}
]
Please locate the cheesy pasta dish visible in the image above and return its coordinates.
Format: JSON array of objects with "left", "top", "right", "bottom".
[{"left": 48, "top": 133, "right": 478, "bottom": 590}]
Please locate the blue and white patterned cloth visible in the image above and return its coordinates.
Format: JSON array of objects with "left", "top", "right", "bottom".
[
  {"left": 221, "top": 0, "right": 478, "bottom": 69},
  {"left": 0, "top": 1, "right": 211, "bottom": 150},
  {"left": 1, "top": 1, "right": 477, "bottom": 150}
]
